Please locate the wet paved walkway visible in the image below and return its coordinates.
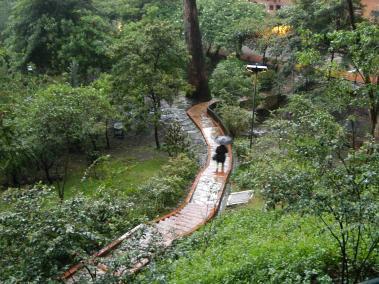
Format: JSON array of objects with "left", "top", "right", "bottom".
[
  {"left": 156, "top": 101, "right": 232, "bottom": 242},
  {"left": 63, "top": 101, "right": 233, "bottom": 282}
]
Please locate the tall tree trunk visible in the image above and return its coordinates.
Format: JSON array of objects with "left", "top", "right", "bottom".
[
  {"left": 90, "top": 135, "right": 98, "bottom": 152},
  {"left": 183, "top": 0, "right": 211, "bottom": 102},
  {"left": 11, "top": 171, "right": 19, "bottom": 187},
  {"left": 366, "top": 76, "right": 378, "bottom": 138},
  {"left": 206, "top": 45, "right": 225, "bottom": 73},
  {"left": 328, "top": 50, "right": 335, "bottom": 81},
  {"left": 346, "top": 0, "right": 356, "bottom": 30},
  {"left": 154, "top": 123, "right": 160, "bottom": 149},
  {"left": 56, "top": 154, "right": 69, "bottom": 202},
  {"left": 43, "top": 163, "right": 52, "bottom": 184},
  {"left": 262, "top": 45, "right": 268, "bottom": 65},
  {"left": 351, "top": 119, "right": 356, "bottom": 149},
  {"left": 151, "top": 93, "right": 161, "bottom": 149},
  {"left": 369, "top": 107, "right": 378, "bottom": 138},
  {"left": 236, "top": 34, "right": 244, "bottom": 58},
  {"left": 105, "top": 120, "right": 110, "bottom": 149}
]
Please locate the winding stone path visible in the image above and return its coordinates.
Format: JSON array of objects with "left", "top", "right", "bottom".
[
  {"left": 161, "top": 96, "right": 207, "bottom": 167},
  {"left": 63, "top": 101, "right": 232, "bottom": 282},
  {"left": 156, "top": 101, "right": 232, "bottom": 243}
]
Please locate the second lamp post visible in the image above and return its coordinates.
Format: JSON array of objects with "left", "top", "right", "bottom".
[{"left": 246, "top": 64, "right": 268, "bottom": 149}]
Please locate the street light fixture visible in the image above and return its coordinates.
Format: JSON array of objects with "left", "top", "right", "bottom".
[{"left": 246, "top": 64, "right": 268, "bottom": 149}]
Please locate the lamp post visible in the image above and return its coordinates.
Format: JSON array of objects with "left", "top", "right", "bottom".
[
  {"left": 246, "top": 64, "right": 268, "bottom": 148},
  {"left": 25, "top": 64, "right": 34, "bottom": 96}
]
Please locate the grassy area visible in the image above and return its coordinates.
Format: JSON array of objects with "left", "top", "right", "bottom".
[
  {"left": 0, "top": 153, "right": 198, "bottom": 283},
  {"left": 139, "top": 208, "right": 339, "bottom": 283},
  {"left": 62, "top": 146, "right": 168, "bottom": 200},
  {"left": 0, "top": 145, "right": 168, "bottom": 211},
  {"left": 245, "top": 195, "right": 265, "bottom": 209}
]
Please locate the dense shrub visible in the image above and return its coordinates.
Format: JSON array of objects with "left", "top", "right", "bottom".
[
  {"left": 139, "top": 208, "right": 338, "bottom": 283},
  {"left": 210, "top": 58, "right": 252, "bottom": 104},
  {"left": 0, "top": 154, "right": 198, "bottom": 282},
  {"left": 217, "top": 104, "right": 251, "bottom": 137},
  {"left": 0, "top": 185, "right": 140, "bottom": 282},
  {"left": 257, "top": 69, "right": 276, "bottom": 92},
  {"left": 138, "top": 154, "right": 198, "bottom": 214},
  {"left": 231, "top": 97, "right": 379, "bottom": 282},
  {"left": 163, "top": 121, "right": 191, "bottom": 157},
  {"left": 232, "top": 138, "right": 252, "bottom": 161}
]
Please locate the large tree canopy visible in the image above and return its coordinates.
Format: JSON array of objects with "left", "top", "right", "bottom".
[
  {"left": 112, "top": 19, "right": 188, "bottom": 148},
  {"left": 14, "top": 83, "right": 113, "bottom": 193},
  {"left": 198, "top": 0, "right": 265, "bottom": 53},
  {"left": 8, "top": 0, "right": 112, "bottom": 77},
  {"left": 278, "top": 0, "right": 363, "bottom": 34}
]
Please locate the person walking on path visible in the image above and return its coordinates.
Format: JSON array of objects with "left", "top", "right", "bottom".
[{"left": 214, "top": 144, "right": 228, "bottom": 173}]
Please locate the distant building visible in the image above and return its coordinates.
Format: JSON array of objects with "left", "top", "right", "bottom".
[
  {"left": 362, "top": 0, "right": 379, "bottom": 21},
  {"left": 249, "top": 0, "right": 292, "bottom": 13},
  {"left": 250, "top": 0, "right": 378, "bottom": 19}
]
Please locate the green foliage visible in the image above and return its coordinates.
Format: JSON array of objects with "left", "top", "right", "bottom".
[
  {"left": 81, "top": 154, "right": 111, "bottom": 181},
  {"left": 217, "top": 104, "right": 251, "bottom": 137},
  {"left": 139, "top": 209, "right": 338, "bottom": 283},
  {"left": 139, "top": 154, "right": 198, "bottom": 214},
  {"left": 257, "top": 69, "right": 276, "bottom": 92},
  {"left": 232, "top": 138, "right": 251, "bottom": 161},
  {"left": 233, "top": 96, "right": 379, "bottom": 282},
  {"left": 329, "top": 22, "right": 379, "bottom": 84},
  {"left": 0, "top": 0, "right": 14, "bottom": 32},
  {"left": 16, "top": 83, "right": 113, "bottom": 190},
  {"left": 0, "top": 70, "right": 54, "bottom": 186},
  {"left": 314, "top": 78, "right": 360, "bottom": 114},
  {"left": 278, "top": 0, "right": 362, "bottom": 34},
  {"left": 198, "top": 0, "right": 265, "bottom": 51},
  {"left": 163, "top": 121, "right": 191, "bottom": 157},
  {"left": 0, "top": 73, "right": 116, "bottom": 187},
  {"left": 63, "top": 148, "right": 168, "bottom": 200},
  {"left": 210, "top": 58, "right": 252, "bottom": 103},
  {"left": 94, "top": 0, "right": 181, "bottom": 24},
  {"left": 0, "top": 152, "right": 197, "bottom": 282},
  {"left": 272, "top": 0, "right": 365, "bottom": 96},
  {"left": 1, "top": 0, "right": 378, "bottom": 282},
  {"left": 57, "top": 13, "right": 113, "bottom": 82},
  {"left": 294, "top": 22, "right": 379, "bottom": 135},
  {"left": 94, "top": 0, "right": 142, "bottom": 21},
  {"left": 0, "top": 184, "right": 143, "bottom": 282},
  {"left": 112, "top": 19, "right": 187, "bottom": 97},
  {"left": 112, "top": 19, "right": 188, "bottom": 148},
  {"left": 8, "top": 0, "right": 113, "bottom": 77}
]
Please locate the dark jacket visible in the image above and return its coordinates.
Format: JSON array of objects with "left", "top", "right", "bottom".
[{"left": 214, "top": 145, "right": 228, "bottom": 163}]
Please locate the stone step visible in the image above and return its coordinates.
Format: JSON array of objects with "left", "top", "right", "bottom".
[
  {"left": 176, "top": 210, "right": 208, "bottom": 221},
  {"left": 191, "top": 199, "right": 218, "bottom": 207},
  {"left": 180, "top": 207, "right": 210, "bottom": 219},
  {"left": 157, "top": 219, "right": 193, "bottom": 234},
  {"left": 156, "top": 224, "right": 182, "bottom": 239},
  {"left": 167, "top": 216, "right": 202, "bottom": 228},
  {"left": 182, "top": 202, "right": 209, "bottom": 213},
  {"left": 156, "top": 222, "right": 181, "bottom": 235},
  {"left": 159, "top": 218, "right": 195, "bottom": 231}
]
